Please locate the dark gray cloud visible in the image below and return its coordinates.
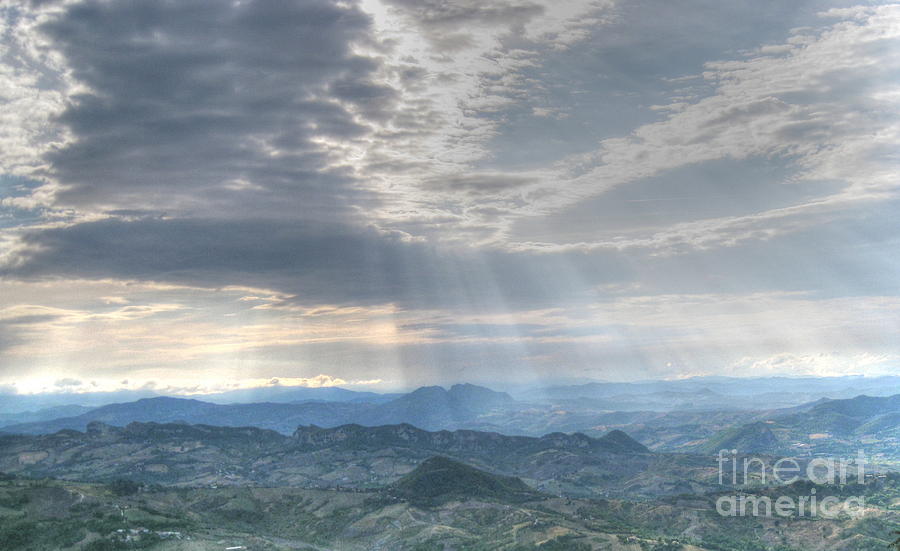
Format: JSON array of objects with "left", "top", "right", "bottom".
[
  {"left": 483, "top": 0, "right": 864, "bottom": 169},
  {"left": 10, "top": 0, "right": 617, "bottom": 313},
  {"left": 6, "top": 208, "right": 895, "bottom": 345},
  {"left": 9, "top": 193, "right": 899, "bottom": 314},
  {"left": 425, "top": 173, "right": 537, "bottom": 196},
  {"left": 1, "top": 314, "right": 61, "bottom": 326},
  {"left": 511, "top": 157, "right": 846, "bottom": 241},
  {"left": 0, "top": 316, "right": 47, "bottom": 354},
  {"left": 39, "top": 0, "right": 388, "bottom": 219},
  {"left": 6, "top": 216, "right": 630, "bottom": 310}
]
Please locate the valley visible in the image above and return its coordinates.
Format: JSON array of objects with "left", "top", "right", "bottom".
[
  {"left": 1, "top": 465, "right": 897, "bottom": 550},
  {"left": 1, "top": 378, "right": 898, "bottom": 550}
]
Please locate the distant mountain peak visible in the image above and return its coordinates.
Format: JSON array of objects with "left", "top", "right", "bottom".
[
  {"left": 599, "top": 429, "right": 651, "bottom": 453},
  {"left": 361, "top": 383, "right": 514, "bottom": 430},
  {"left": 449, "top": 382, "right": 499, "bottom": 392},
  {"left": 810, "top": 393, "right": 900, "bottom": 417},
  {"left": 699, "top": 421, "right": 780, "bottom": 454},
  {"left": 409, "top": 385, "right": 447, "bottom": 394},
  {"left": 133, "top": 396, "right": 204, "bottom": 405},
  {"left": 538, "top": 429, "right": 649, "bottom": 454}
]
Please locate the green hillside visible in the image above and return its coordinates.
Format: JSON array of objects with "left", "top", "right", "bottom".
[{"left": 387, "top": 455, "right": 539, "bottom": 506}]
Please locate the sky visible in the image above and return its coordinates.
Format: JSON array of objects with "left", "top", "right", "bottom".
[{"left": 0, "top": 0, "right": 898, "bottom": 395}]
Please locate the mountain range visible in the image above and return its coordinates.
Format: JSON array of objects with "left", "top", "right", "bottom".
[
  {"left": 513, "top": 375, "right": 900, "bottom": 410},
  {"left": 0, "top": 383, "right": 514, "bottom": 435},
  {"left": 0, "top": 420, "right": 718, "bottom": 498},
  {"left": 4, "top": 375, "right": 899, "bottom": 416},
  {"left": 2, "top": 383, "right": 899, "bottom": 550},
  {"left": 691, "top": 393, "right": 900, "bottom": 456},
  {"left": 2, "top": 383, "right": 897, "bottom": 462}
]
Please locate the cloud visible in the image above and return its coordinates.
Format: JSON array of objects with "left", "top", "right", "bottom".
[
  {"left": 424, "top": 172, "right": 538, "bottom": 195},
  {"left": 729, "top": 352, "right": 898, "bottom": 378},
  {"left": 381, "top": 0, "right": 544, "bottom": 51},
  {"left": 264, "top": 374, "right": 348, "bottom": 388},
  {"left": 29, "top": 0, "right": 388, "bottom": 220},
  {"left": 1, "top": 1, "right": 898, "bottom": 388},
  {"left": 2, "top": 215, "right": 632, "bottom": 309},
  {"left": 352, "top": 0, "right": 609, "bottom": 242},
  {"left": 501, "top": 4, "right": 900, "bottom": 251},
  {"left": 0, "top": 6, "right": 69, "bottom": 178},
  {"left": 8, "top": 1, "right": 897, "bottom": 253},
  {"left": 8, "top": 186, "right": 900, "bottom": 317},
  {"left": 373, "top": 4, "right": 900, "bottom": 252},
  {"left": 0, "top": 305, "right": 68, "bottom": 354}
]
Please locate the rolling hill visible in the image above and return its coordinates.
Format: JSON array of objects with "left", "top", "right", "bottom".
[
  {"left": 2, "top": 470, "right": 897, "bottom": 551},
  {"left": 0, "top": 420, "right": 706, "bottom": 498},
  {"left": 696, "top": 421, "right": 780, "bottom": 454},
  {"left": 693, "top": 393, "right": 900, "bottom": 456},
  {"left": 387, "top": 455, "right": 539, "bottom": 506}
]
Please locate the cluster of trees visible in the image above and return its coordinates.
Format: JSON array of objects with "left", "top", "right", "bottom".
[{"left": 108, "top": 478, "right": 141, "bottom": 496}]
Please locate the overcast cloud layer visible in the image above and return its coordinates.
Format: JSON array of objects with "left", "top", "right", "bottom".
[{"left": 0, "top": 0, "right": 898, "bottom": 393}]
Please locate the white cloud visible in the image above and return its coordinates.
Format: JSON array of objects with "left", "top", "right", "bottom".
[
  {"left": 729, "top": 352, "right": 898, "bottom": 378},
  {"left": 355, "top": 0, "right": 613, "bottom": 241},
  {"left": 538, "top": 5, "right": 900, "bottom": 251},
  {"left": 0, "top": 2, "right": 71, "bottom": 178},
  {"left": 378, "top": 4, "right": 900, "bottom": 251}
]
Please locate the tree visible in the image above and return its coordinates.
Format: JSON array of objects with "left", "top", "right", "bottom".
[{"left": 108, "top": 478, "right": 141, "bottom": 496}]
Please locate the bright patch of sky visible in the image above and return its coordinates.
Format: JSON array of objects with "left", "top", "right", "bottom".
[{"left": 0, "top": 175, "right": 44, "bottom": 229}]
